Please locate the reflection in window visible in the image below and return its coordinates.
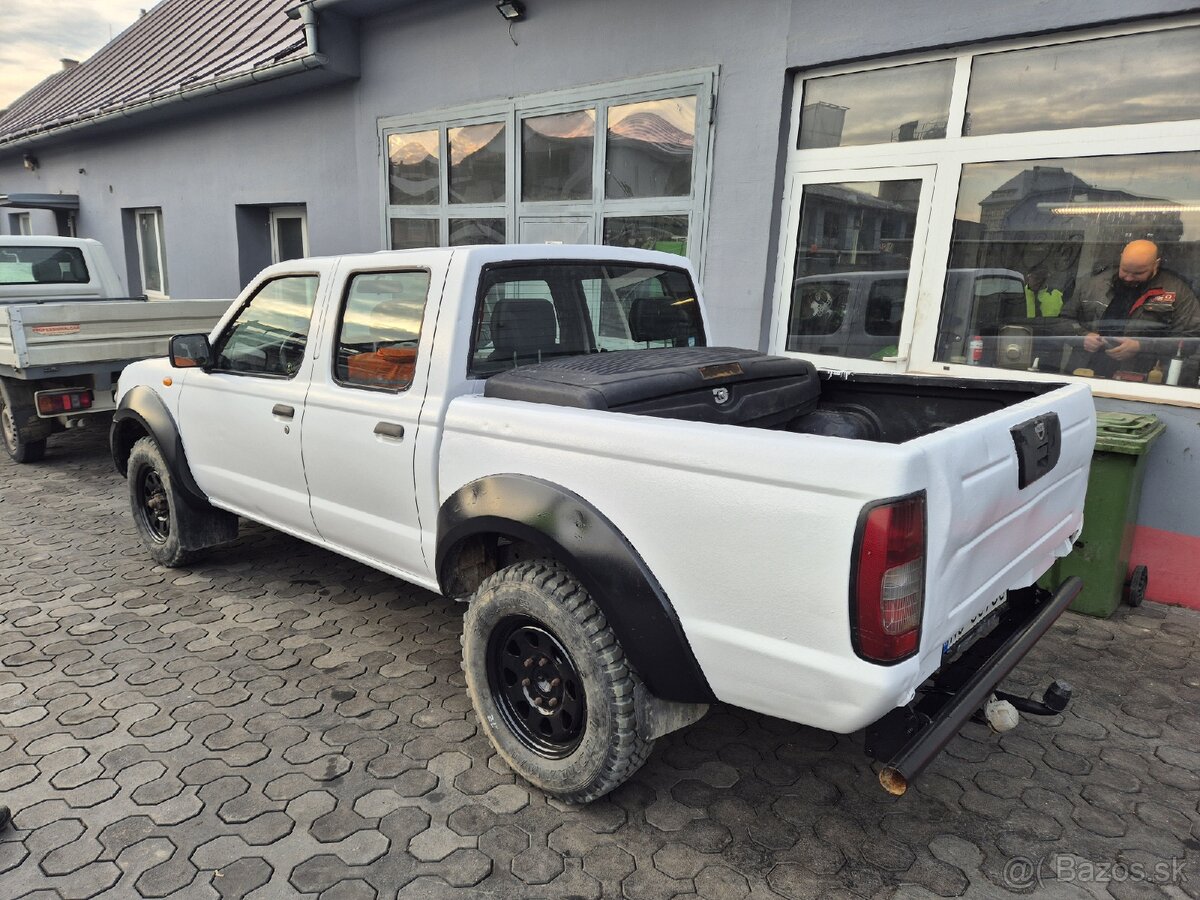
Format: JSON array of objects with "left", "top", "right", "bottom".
[
  {"left": 449, "top": 218, "right": 506, "bottom": 246},
  {"left": 798, "top": 60, "right": 954, "bottom": 149},
  {"left": 449, "top": 123, "right": 506, "bottom": 204},
  {"left": 787, "top": 180, "right": 920, "bottom": 359},
  {"left": 336, "top": 270, "right": 430, "bottom": 390},
  {"left": 966, "top": 27, "right": 1200, "bottom": 136},
  {"left": 390, "top": 218, "right": 438, "bottom": 250},
  {"left": 388, "top": 130, "right": 440, "bottom": 205},
  {"left": 605, "top": 96, "right": 696, "bottom": 198},
  {"left": 522, "top": 110, "right": 595, "bottom": 201},
  {"left": 937, "top": 152, "right": 1200, "bottom": 387},
  {"left": 469, "top": 263, "right": 704, "bottom": 375},
  {"left": 602, "top": 215, "right": 688, "bottom": 256},
  {"left": 215, "top": 275, "right": 319, "bottom": 377}
]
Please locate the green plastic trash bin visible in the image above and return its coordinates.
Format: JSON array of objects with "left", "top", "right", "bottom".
[{"left": 1042, "top": 412, "right": 1165, "bottom": 617}]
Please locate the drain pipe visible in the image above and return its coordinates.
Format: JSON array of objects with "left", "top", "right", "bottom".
[{"left": 287, "top": 1, "right": 319, "bottom": 55}]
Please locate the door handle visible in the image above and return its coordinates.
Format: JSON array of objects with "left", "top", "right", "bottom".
[
  {"left": 374, "top": 422, "right": 405, "bottom": 439},
  {"left": 272, "top": 404, "right": 295, "bottom": 419}
]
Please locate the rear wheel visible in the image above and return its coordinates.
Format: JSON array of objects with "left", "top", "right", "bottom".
[
  {"left": 128, "top": 437, "right": 207, "bottom": 567},
  {"left": 1125, "top": 564, "right": 1148, "bottom": 607},
  {"left": 462, "top": 560, "right": 653, "bottom": 803},
  {"left": 0, "top": 384, "right": 47, "bottom": 463}
]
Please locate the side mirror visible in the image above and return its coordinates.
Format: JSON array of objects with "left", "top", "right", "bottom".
[{"left": 170, "top": 333, "right": 212, "bottom": 369}]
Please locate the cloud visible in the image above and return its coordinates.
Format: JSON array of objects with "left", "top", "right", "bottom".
[{"left": 0, "top": 0, "right": 160, "bottom": 109}]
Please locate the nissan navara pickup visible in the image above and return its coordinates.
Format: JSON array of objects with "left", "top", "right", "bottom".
[{"left": 110, "top": 245, "right": 1094, "bottom": 802}]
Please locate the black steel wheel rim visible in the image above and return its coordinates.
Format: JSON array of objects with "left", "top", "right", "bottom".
[
  {"left": 487, "top": 616, "right": 586, "bottom": 759},
  {"left": 135, "top": 466, "right": 171, "bottom": 543}
]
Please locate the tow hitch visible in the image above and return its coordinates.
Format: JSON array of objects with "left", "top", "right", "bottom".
[{"left": 865, "top": 578, "right": 1081, "bottom": 796}]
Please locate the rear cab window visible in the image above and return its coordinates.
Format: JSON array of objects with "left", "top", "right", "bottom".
[
  {"left": 0, "top": 246, "right": 89, "bottom": 285},
  {"left": 468, "top": 261, "right": 705, "bottom": 376}
]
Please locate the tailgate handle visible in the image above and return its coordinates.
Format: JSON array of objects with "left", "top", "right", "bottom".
[{"left": 1011, "top": 412, "right": 1061, "bottom": 489}]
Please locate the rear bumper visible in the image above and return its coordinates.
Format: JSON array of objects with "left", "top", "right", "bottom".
[{"left": 865, "top": 577, "right": 1082, "bottom": 795}]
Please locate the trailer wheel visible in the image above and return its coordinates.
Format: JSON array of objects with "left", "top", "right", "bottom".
[
  {"left": 462, "top": 560, "right": 653, "bottom": 803},
  {"left": 0, "top": 384, "right": 47, "bottom": 463},
  {"left": 128, "top": 437, "right": 209, "bottom": 567}
]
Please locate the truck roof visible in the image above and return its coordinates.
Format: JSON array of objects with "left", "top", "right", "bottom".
[
  {"left": 264, "top": 243, "right": 696, "bottom": 274},
  {"left": 0, "top": 235, "right": 104, "bottom": 248}
]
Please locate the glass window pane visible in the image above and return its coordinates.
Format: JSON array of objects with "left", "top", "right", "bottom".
[
  {"left": 788, "top": 180, "right": 921, "bottom": 359},
  {"left": 0, "top": 244, "right": 89, "bottom": 284},
  {"left": 137, "top": 211, "right": 163, "bottom": 294},
  {"left": 449, "top": 218, "right": 506, "bottom": 246},
  {"left": 389, "top": 218, "right": 438, "bottom": 250},
  {"left": 275, "top": 217, "right": 305, "bottom": 261},
  {"left": 602, "top": 215, "right": 689, "bottom": 256},
  {"left": 469, "top": 262, "right": 704, "bottom": 375},
  {"left": 336, "top": 270, "right": 430, "bottom": 390},
  {"left": 798, "top": 61, "right": 954, "bottom": 149},
  {"left": 606, "top": 96, "right": 696, "bottom": 199},
  {"left": 387, "top": 130, "right": 440, "bottom": 205},
  {"left": 522, "top": 110, "right": 595, "bottom": 201},
  {"left": 214, "top": 275, "right": 319, "bottom": 377},
  {"left": 937, "top": 152, "right": 1200, "bottom": 389},
  {"left": 449, "top": 122, "right": 506, "bottom": 204},
  {"left": 966, "top": 28, "right": 1200, "bottom": 136}
]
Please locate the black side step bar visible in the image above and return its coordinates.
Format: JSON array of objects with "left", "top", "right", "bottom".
[{"left": 875, "top": 576, "right": 1082, "bottom": 796}]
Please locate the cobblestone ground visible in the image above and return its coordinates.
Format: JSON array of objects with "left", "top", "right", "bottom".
[{"left": 1, "top": 428, "right": 1198, "bottom": 900}]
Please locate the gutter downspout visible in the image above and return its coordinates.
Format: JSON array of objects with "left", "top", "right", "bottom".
[{"left": 0, "top": 5, "right": 325, "bottom": 155}]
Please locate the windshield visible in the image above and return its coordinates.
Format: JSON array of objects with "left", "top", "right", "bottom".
[
  {"left": 0, "top": 246, "right": 90, "bottom": 285},
  {"left": 469, "top": 261, "right": 706, "bottom": 376}
]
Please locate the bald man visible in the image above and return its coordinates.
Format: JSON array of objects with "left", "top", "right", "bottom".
[{"left": 1060, "top": 240, "right": 1200, "bottom": 378}]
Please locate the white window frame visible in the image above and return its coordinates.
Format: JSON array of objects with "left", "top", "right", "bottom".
[
  {"left": 13, "top": 213, "right": 32, "bottom": 235},
  {"left": 134, "top": 207, "right": 169, "bottom": 300},
  {"left": 773, "top": 14, "right": 1200, "bottom": 408},
  {"left": 270, "top": 206, "right": 309, "bottom": 263},
  {"left": 379, "top": 69, "right": 718, "bottom": 275}
]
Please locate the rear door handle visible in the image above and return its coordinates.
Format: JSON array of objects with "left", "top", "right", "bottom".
[
  {"left": 374, "top": 421, "right": 405, "bottom": 439},
  {"left": 272, "top": 404, "right": 295, "bottom": 419}
]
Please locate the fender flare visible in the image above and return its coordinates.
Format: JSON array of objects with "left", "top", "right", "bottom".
[
  {"left": 437, "top": 474, "right": 714, "bottom": 703},
  {"left": 110, "top": 385, "right": 207, "bottom": 504}
]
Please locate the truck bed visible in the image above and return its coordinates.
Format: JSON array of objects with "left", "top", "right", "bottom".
[
  {"left": 0, "top": 299, "right": 231, "bottom": 372},
  {"left": 440, "top": 375, "right": 1093, "bottom": 732}
]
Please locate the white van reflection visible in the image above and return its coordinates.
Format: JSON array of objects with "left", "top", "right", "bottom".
[{"left": 788, "top": 268, "right": 1072, "bottom": 370}]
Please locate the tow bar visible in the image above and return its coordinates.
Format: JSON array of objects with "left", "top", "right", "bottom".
[{"left": 866, "top": 577, "right": 1082, "bottom": 796}]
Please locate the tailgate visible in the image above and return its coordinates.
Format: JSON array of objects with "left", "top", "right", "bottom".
[
  {"left": 914, "top": 382, "right": 1094, "bottom": 676},
  {"left": 2, "top": 299, "right": 231, "bottom": 368}
]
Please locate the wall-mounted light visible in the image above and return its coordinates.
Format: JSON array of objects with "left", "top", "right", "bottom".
[
  {"left": 23, "top": 154, "right": 38, "bottom": 172},
  {"left": 496, "top": 0, "right": 525, "bottom": 21}
]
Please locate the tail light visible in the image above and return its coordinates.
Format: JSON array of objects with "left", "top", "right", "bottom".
[
  {"left": 851, "top": 492, "right": 926, "bottom": 664},
  {"left": 36, "top": 389, "right": 94, "bottom": 415}
]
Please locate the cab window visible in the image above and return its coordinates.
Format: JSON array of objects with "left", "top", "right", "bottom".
[
  {"left": 334, "top": 270, "right": 431, "bottom": 391},
  {"left": 211, "top": 275, "right": 319, "bottom": 377}
]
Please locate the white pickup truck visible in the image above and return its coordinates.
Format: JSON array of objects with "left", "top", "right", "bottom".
[
  {"left": 0, "top": 236, "right": 228, "bottom": 461},
  {"left": 111, "top": 245, "right": 1093, "bottom": 802}
]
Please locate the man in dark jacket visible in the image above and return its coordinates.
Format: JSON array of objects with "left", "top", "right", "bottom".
[{"left": 1060, "top": 239, "right": 1200, "bottom": 378}]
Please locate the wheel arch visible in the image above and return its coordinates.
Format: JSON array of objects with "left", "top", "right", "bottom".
[
  {"left": 110, "top": 385, "right": 207, "bottom": 504},
  {"left": 437, "top": 474, "right": 714, "bottom": 703}
]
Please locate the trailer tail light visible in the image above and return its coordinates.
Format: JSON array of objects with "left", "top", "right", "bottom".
[
  {"left": 852, "top": 492, "right": 926, "bottom": 664},
  {"left": 36, "top": 389, "right": 94, "bottom": 415}
]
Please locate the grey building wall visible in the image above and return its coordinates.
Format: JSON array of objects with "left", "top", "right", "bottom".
[{"left": 1, "top": 0, "right": 1198, "bottom": 550}]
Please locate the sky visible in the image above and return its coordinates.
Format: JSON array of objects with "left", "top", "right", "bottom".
[{"left": 0, "top": 0, "right": 161, "bottom": 110}]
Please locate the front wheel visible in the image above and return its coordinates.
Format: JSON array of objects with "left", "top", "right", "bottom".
[
  {"left": 462, "top": 560, "right": 653, "bottom": 803},
  {"left": 127, "top": 437, "right": 211, "bottom": 567}
]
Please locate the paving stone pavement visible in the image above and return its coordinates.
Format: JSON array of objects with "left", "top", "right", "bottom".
[{"left": 1, "top": 427, "right": 1199, "bottom": 900}]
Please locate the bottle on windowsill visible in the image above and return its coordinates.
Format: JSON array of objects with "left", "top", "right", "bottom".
[{"left": 1166, "top": 341, "right": 1184, "bottom": 386}]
